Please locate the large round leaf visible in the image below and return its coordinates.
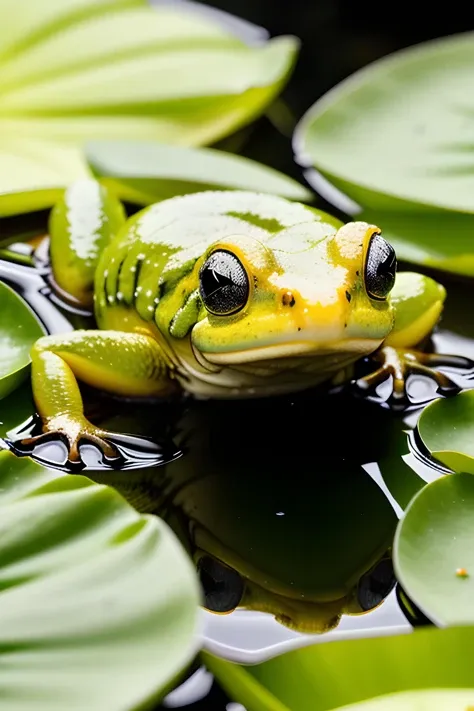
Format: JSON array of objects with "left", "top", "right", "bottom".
[
  {"left": 0, "top": 450, "right": 201, "bottom": 710},
  {"left": 0, "top": 281, "right": 45, "bottom": 400},
  {"left": 293, "top": 32, "right": 474, "bottom": 277},
  {"left": 417, "top": 391, "right": 474, "bottom": 474},
  {"left": 0, "top": 0, "right": 298, "bottom": 216},
  {"left": 294, "top": 31, "right": 474, "bottom": 214},
  {"left": 86, "top": 139, "right": 312, "bottom": 205},
  {"left": 394, "top": 472, "right": 474, "bottom": 626},
  {"left": 203, "top": 625, "right": 474, "bottom": 711}
]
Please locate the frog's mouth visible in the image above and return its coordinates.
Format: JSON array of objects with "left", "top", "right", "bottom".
[{"left": 198, "top": 337, "right": 383, "bottom": 366}]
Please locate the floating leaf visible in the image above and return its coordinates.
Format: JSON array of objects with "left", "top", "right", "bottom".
[
  {"left": 86, "top": 139, "right": 312, "bottom": 205},
  {"left": 417, "top": 390, "right": 474, "bottom": 473},
  {"left": 293, "top": 32, "right": 474, "bottom": 277},
  {"left": 0, "top": 0, "right": 298, "bottom": 216},
  {"left": 0, "top": 450, "right": 201, "bottom": 710},
  {"left": 394, "top": 472, "right": 474, "bottom": 626},
  {"left": 0, "top": 281, "right": 45, "bottom": 400},
  {"left": 294, "top": 31, "right": 474, "bottom": 213},
  {"left": 203, "top": 625, "right": 474, "bottom": 711}
]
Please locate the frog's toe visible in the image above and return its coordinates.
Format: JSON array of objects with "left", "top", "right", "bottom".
[
  {"left": 353, "top": 364, "right": 399, "bottom": 396},
  {"left": 417, "top": 352, "right": 474, "bottom": 371},
  {"left": 8, "top": 423, "right": 123, "bottom": 469}
]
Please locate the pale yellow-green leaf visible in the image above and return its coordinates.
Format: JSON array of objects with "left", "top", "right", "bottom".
[{"left": 0, "top": 0, "right": 298, "bottom": 215}]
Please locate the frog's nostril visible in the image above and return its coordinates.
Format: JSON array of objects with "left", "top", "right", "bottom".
[{"left": 282, "top": 291, "right": 296, "bottom": 307}]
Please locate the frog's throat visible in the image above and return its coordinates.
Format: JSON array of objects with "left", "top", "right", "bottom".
[{"left": 197, "top": 338, "right": 383, "bottom": 365}]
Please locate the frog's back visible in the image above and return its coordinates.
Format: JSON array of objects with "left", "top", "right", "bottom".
[{"left": 94, "top": 190, "right": 339, "bottom": 331}]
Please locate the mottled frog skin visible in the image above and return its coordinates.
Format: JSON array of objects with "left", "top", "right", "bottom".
[{"left": 15, "top": 180, "right": 464, "bottom": 465}]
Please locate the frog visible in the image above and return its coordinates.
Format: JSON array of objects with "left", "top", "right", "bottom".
[{"left": 9, "top": 179, "right": 469, "bottom": 466}]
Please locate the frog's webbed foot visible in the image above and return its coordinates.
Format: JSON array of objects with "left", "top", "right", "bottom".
[
  {"left": 353, "top": 346, "right": 471, "bottom": 408},
  {"left": 8, "top": 416, "right": 124, "bottom": 471}
]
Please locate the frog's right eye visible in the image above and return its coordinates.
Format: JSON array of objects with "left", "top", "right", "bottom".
[
  {"left": 199, "top": 250, "right": 249, "bottom": 316},
  {"left": 197, "top": 555, "right": 244, "bottom": 613}
]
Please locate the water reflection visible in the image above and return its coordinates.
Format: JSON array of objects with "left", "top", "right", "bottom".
[{"left": 83, "top": 391, "right": 420, "bottom": 637}]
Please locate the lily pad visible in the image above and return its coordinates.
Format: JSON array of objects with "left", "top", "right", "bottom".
[
  {"left": 0, "top": 281, "right": 45, "bottom": 400},
  {"left": 0, "top": 0, "right": 298, "bottom": 216},
  {"left": 86, "top": 139, "right": 312, "bottom": 205},
  {"left": 294, "top": 31, "right": 474, "bottom": 214},
  {"left": 0, "top": 450, "right": 201, "bottom": 710},
  {"left": 417, "top": 390, "right": 474, "bottom": 473},
  {"left": 394, "top": 472, "right": 474, "bottom": 626},
  {"left": 203, "top": 625, "right": 474, "bottom": 711},
  {"left": 293, "top": 31, "right": 474, "bottom": 277}
]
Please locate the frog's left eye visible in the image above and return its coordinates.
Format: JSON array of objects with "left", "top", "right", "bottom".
[
  {"left": 197, "top": 555, "right": 244, "bottom": 613},
  {"left": 357, "top": 556, "right": 396, "bottom": 611},
  {"left": 365, "top": 233, "right": 397, "bottom": 301},
  {"left": 199, "top": 250, "right": 249, "bottom": 316}
]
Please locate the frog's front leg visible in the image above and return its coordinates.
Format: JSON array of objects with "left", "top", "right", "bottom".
[
  {"left": 10, "top": 331, "right": 176, "bottom": 466},
  {"left": 354, "top": 272, "right": 473, "bottom": 405}
]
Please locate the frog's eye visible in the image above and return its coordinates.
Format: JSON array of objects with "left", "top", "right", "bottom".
[
  {"left": 197, "top": 555, "right": 244, "bottom": 613},
  {"left": 199, "top": 250, "right": 249, "bottom": 316},
  {"left": 365, "top": 233, "right": 397, "bottom": 300},
  {"left": 357, "top": 556, "right": 396, "bottom": 611}
]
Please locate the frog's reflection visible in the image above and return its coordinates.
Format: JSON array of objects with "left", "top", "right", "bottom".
[{"left": 87, "top": 390, "right": 400, "bottom": 633}]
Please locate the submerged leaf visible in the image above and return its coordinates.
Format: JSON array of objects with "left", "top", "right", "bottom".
[
  {"left": 417, "top": 390, "right": 474, "bottom": 473},
  {"left": 86, "top": 139, "right": 312, "bottom": 205},
  {"left": 203, "top": 626, "right": 474, "bottom": 711},
  {"left": 0, "top": 451, "right": 201, "bottom": 710},
  {"left": 394, "top": 472, "right": 474, "bottom": 626},
  {"left": 0, "top": 281, "right": 45, "bottom": 399},
  {"left": 0, "top": 0, "right": 298, "bottom": 216}
]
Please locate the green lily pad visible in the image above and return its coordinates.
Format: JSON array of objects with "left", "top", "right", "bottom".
[
  {"left": 0, "top": 0, "right": 298, "bottom": 216},
  {"left": 417, "top": 390, "right": 474, "bottom": 473},
  {"left": 294, "top": 31, "right": 474, "bottom": 214},
  {"left": 0, "top": 450, "right": 201, "bottom": 710},
  {"left": 203, "top": 625, "right": 474, "bottom": 711},
  {"left": 293, "top": 31, "right": 474, "bottom": 277},
  {"left": 0, "top": 281, "right": 45, "bottom": 400},
  {"left": 85, "top": 139, "right": 313, "bottom": 205},
  {"left": 394, "top": 472, "right": 474, "bottom": 626}
]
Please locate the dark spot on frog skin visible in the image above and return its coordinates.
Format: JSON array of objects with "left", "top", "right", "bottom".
[
  {"left": 345, "top": 290, "right": 351, "bottom": 303},
  {"left": 282, "top": 291, "right": 296, "bottom": 307},
  {"left": 297, "top": 327, "right": 301, "bottom": 332},
  {"left": 356, "top": 270, "right": 360, "bottom": 276}
]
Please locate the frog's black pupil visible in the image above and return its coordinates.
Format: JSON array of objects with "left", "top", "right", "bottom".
[
  {"left": 199, "top": 250, "right": 249, "bottom": 316},
  {"left": 357, "top": 557, "right": 396, "bottom": 612},
  {"left": 197, "top": 556, "right": 245, "bottom": 613},
  {"left": 365, "top": 233, "right": 397, "bottom": 301}
]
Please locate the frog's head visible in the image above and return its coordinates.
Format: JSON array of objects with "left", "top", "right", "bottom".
[
  {"left": 188, "top": 221, "right": 396, "bottom": 394},
  {"left": 194, "top": 550, "right": 396, "bottom": 634}
]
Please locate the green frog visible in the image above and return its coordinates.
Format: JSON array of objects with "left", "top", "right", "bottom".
[{"left": 14, "top": 179, "right": 465, "bottom": 465}]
